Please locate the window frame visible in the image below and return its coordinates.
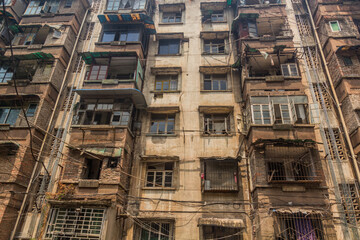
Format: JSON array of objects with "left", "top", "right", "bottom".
[
  {"left": 162, "top": 12, "right": 182, "bottom": 23},
  {"left": 145, "top": 162, "right": 174, "bottom": 188},
  {"left": 203, "top": 74, "right": 228, "bottom": 91},
  {"left": 100, "top": 26, "right": 141, "bottom": 43},
  {"left": 329, "top": 20, "right": 341, "bottom": 32},
  {"left": 25, "top": 1, "right": 44, "bottom": 15},
  {"left": 0, "top": 107, "right": 21, "bottom": 125},
  {"left": 26, "top": 103, "right": 38, "bottom": 117},
  {"left": 202, "top": 10, "right": 225, "bottom": 23},
  {"left": 280, "top": 63, "right": 299, "bottom": 77},
  {"left": 149, "top": 114, "right": 175, "bottom": 134},
  {"left": 137, "top": 221, "right": 174, "bottom": 240},
  {"left": 0, "top": 66, "right": 13, "bottom": 83},
  {"left": 203, "top": 39, "right": 225, "bottom": 54},
  {"left": 154, "top": 75, "right": 178, "bottom": 92},
  {"left": 87, "top": 65, "right": 109, "bottom": 80}
]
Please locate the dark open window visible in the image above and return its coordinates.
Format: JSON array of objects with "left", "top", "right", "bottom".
[
  {"left": 107, "top": 157, "right": 119, "bottom": 168},
  {"left": 202, "top": 226, "right": 243, "bottom": 240},
  {"left": 202, "top": 159, "right": 238, "bottom": 192},
  {"left": 82, "top": 158, "right": 102, "bottom": 179},
  {"left": 204, "top": 113, "right": 231, "bottom": 134}
]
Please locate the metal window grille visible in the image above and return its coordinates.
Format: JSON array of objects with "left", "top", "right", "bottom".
[
  {"left": 44, "top": 207, "right": 105, "bottom": 240},
  {"left": 264, "top": 146, "right": 321, "bottom": 183},
  {"left": 274, "top": 213, "right": 329, "bottom": 240},
  {"left": 202, "top": 160, "right": 238, "bottom": 192},
  {"left": 138, "top": 221, "right": 173, "bottom": 240}
]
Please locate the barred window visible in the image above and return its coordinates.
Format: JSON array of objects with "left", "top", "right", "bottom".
[
  {"left": 45, "top": 207, "right": 105, "bottom": 239},
  {"left": 137, "top": 221, "right": 173, "bottom": 240}
]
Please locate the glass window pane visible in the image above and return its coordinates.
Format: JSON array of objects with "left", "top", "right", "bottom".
[
  {"left": 155, "top": 81, "right": 162, "bottom": 91},
  {"left": 170, "top": 79, "right": 177, "bottom": 90},
  {"left": 0, "top": 108, "right": 9, "bottom": 123},
  {"left": 331, "top": 21, "right": 340, "bottom": 31},
  {"left": 6, "top": 108, "right": 20, "bottom": 125},
  {"left": 167, "top": 121, "right": 174, "bottom": 134},
  {"left": 159, "top": 41, "right": 168, "bottom": 55},
  {"left": 162, "top": 81, "right": 169, "bottom": 91},
  {"left": 158, "top": 121, "right": 166, "bottom": 133},
  {"left": 204, "top": 80, "right": 211, "bottom": 90},
  {"left": 212, "top": 80, "right": 219, "bottom": 90},
  {"left": 146, "top": 172, "right": 154, "bottom": 187},
  {"left": 220, "top": 80, "right": 227, "bottom": 90},
  {"left": 155, "top": 172, "right": 163, "bottom": 186},
  {"left": 150, "top": 121, "right": 158, "bottom": 133},
  {"left": 169, "top": 42, "right": 179, "bottom": 54},
  {"left": 127, "top": 31, "right": 139, "bottom": 41},
  {"left": 164, "top": 172, "right": 172, "bottom": 187},
  {"left": 27, "top": 103, "right": 37, "bottom": 116},
  {"left": 102, "top": 32, "right": 116, "bottom": 42}
]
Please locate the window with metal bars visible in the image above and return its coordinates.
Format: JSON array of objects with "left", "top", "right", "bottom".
[
  {"left": 274, "top": 213, "right": 327, "bottom": 240},
  {"left": 145, "top": 162, "right": 173, "bottom": 188},
  {"left": 339, "top": 183, "right": 360, "bottom": 224},
  {"left": 44, "top": 207, "right": 105, "bottom": 239},
  {"left": 136, "top": 221, "right": 173, "bottom": 240},
  {"left": 201, "top": 159, "right": 238, "bottom": 192}
]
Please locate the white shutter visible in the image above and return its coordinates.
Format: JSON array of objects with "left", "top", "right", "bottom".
[{"left": 290, "top": 100, "right": 297, "bottom": 124}]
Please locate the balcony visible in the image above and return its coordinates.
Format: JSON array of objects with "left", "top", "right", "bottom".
[
  {"left": 80, "top": 52, "right": 144, "bottom": 91},
  {"left": 245, "top": 95, "right": 316, "bottom": 144},
  {"left": 252, "top": 143, "right": 323, "bottom": 186},
  {"left": 238, "top": 0, "right": 283, "bottom": 7}
]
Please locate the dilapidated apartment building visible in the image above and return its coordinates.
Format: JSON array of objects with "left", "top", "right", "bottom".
[{"left": 1, "top": 0, "right": 360, "bottom": 239}]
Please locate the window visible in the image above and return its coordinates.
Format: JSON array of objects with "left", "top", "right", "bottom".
[
  {"left": 87, "top": 65, "right": 108, "bottom": 80},
  {"left": 107, "top": 157, "right": 119, "bottom": 168},
  {"left": 0, "top": 66, "right": 13, "bottom": 83},
  {"left": 330, "top": 21, "right": 341, "bottom": 32},
  {"left": 150, "top": 114, "right": 175, "bottom": 134},
  {"left": 202, "top": 226, "right": 243, "bottom": 240},
  {"left": 267, "top": 153, "right": 317, "bottom": 182},
  {"left": 158, "top": 39, "right": 180, "bottom": 55},
  {"left": 204, "top": 113, "right": 231, "bottom": 134},
  {"left": 26, "top": 103, "right": 38, "bottom": 117},
  {"left": 25, "top": 0, "right": 60, "bottom": 15},
  {"left": 106, "top": 0, "right": 146, "bottom": 11},
  {"left": 25, "top": 1, "right": 44, "bottom": 15},
  {"left": 82, "top": 158, "right": 102, "bottom": 179},
  {"left": 101, "top": 25, "right": 141, "bottom": 42},
  {"left": 65, "top": 0, "right": 73, "bottom": 8},
  {"left": 12, "top": 27, "right": 39, "bottom": 45},
  {"left": 0, "top": 107, "right": 20, "bottom": 125},
  {"left": 155, "top": 75, "right": 178, "bottom": 92},
  {"left": 4, "top": 0, "right": 12, "bottom": 6},
  {"left": 162, "top": 12, "right": 182, "bottom": 23},
  {"left": 202, "top": 160, "right": 238, "bottom": 191},
  {"left": 45, "top": 207, "right": 105, "bottom": 239},
  {"left": 203, "top": 39, "right": 225, "bottom": 54},
  {"left": 252, "top": 104, "right": 271, "bottom": 124},
  {"left": 275, "top": 213, "right": 326, "bottom": 240},
  {"left": 137, "top": 221, "right": 173, "bottom": 240},
  {"left": 75, "top": 99, "right": 132, "bottom": 126},
  {"left": 203, "top": 74, "right": 227, "bottom": 90},
  {"left": 146, "top": 162, "right": 173, "bottom": 188},
  {"left": 250, "top": 96, "right": 309, "bottom": 125},
  {"left": 202, "top": 10, "right": 224, "bottom": 23},
  {"left": 343, "top": 56, "right": 353, "bottom": 66},
  {"left": 281, "top": 63, "right": 299, "bottom": 76}
]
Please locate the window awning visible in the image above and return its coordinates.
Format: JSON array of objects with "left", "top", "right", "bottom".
[
  {"left": 151, "top": 67, "right": 182, "bottom": 75},
  {"left": 81, "top": 51, "right": 138, "bottom": 65},
  {"left": 73, "top": 88, "right": 147, "bottom": 109},
  {"left": 337, "top": 45, "right": 360, "bottom": 53},
  {"left": 0, "top": 52, "right": 54, "bottom": 61},
  {"left": 97, "top": 14, "right": 156, "bottom": 34},
  {"left": 198, "top": 106, "right": 233, "bottom": 114},
  {"left": 147, "top": 106, "right": 180, "bottom": 114},
  {"left": 200, "top": 2, "right": 227, "bottom": 11},
  {"left": 199, "top": 66, "right": 230, "bottom": 74},
  {"left": 156, "top": 32, "right": 184, "bottom": 40},
  {"left": 159, "top": 3, "right": 185, "bottom": 12},
  {"left": 83, "top": 147, "right": 122, "bottom": 158},
  {"left": 0, "top": 10, "right": 16, "bottom": 23},
  {"left": 200, "top": 31, "right": 229, "bottom": 40},
  {"left": 271, "top": 208, "right": 325, "bottom": 215},
  {"left": 198, "top": 218, "right": 244, "bottom": 228}
]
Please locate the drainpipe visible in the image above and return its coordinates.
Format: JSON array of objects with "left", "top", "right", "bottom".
[
  {"left": 9, "top": 8, "right": 90, "bottom": 240},
  {"left": 304, "top": 0, "right": 360, "bottom": 184}
]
